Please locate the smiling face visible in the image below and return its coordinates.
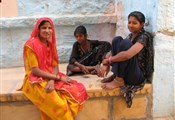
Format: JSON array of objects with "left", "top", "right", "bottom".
[
  {"left": 38, "top": 21, "right": 52, "bottom": 42},
  {"left": 128, "top": 16, "right": 144, "bottom": 34}
]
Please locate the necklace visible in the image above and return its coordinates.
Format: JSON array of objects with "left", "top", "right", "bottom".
[{"left": 80, "top": 41, "right": 91, "bottom": 54}]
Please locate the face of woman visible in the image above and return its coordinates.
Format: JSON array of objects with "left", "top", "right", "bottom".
[
  {"left": 75, "top": 33, "right": 87, "bottom": 44},
  {"left": 38, "top": 21, "right": 52, "bottom": 42},
  {"left": 128, "top": 16, "right": 144, "bottom": 33}
]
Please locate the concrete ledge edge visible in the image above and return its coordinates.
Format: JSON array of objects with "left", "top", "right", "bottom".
[
  {"left": 0, "top": 14, "right": 117, "bottom": 28},
  {"left": 0, "top": 84, "right": 152, "bottom": 102}
]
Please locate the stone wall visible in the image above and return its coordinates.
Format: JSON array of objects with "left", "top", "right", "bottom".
[
  {"left": 1, "top": 17, "right": 116, "bottom": 67},
  {"left": 114, "top": 0, "right": 157, "bottom": 36},
  {"left": 0, "top": 0, "right": 174, "bottom": 118},
  {"left": 153, "top": 0, "right": 175, "bottom": 117},
  {"left": 18, "top": 0, "right": 115, "bottom": 16},
  {"left": 1, "top": 0, "right": 117, "bottom": 68}
]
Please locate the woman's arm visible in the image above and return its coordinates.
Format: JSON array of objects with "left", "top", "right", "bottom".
[
  {"left": 25, "top": 46, "right": 60, "bottom": 81},
  {"left": 74, "top": 61, "right": 90, "bottom": 74},
  {"left": 112, "top": 42, "right": 144, "bottom": 62},
  {"left": 103, "top": 42, "right": 144, "bottom": 65},
  {"left": 32, "top": 67, "right": 71, "bottom": 84},
  {"left": 31, "top": 67, "right": 60, "bottom": 80},
  {"left": 99, "top": 42, "right": 144, "bottom": 77}
]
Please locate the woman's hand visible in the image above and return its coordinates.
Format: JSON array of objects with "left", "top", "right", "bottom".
[
  {"left": 102, "top": 58, "right": 110, "bottom": 65},
  {"left": 45, "top": 80, "right": 55, "bottom": 93},
  {"left": 79, "top": 65, "right": 90, "bottom": 74},
  {"left": 97, "top": 65, "right": 110, "bottom": 77},
  {"left": 60, "top": 76, "right": 72, "bottom": 84}
]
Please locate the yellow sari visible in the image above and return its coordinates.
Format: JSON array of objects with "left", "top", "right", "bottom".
[
  {"left": 22, "top": 17, "right": 88, "bottom": 120},
  {"left": 23, "top": 47, "right": 82, "bottom": 120}
]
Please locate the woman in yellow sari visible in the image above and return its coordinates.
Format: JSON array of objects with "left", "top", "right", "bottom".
[{"left": 22, "top": 17, "right": 88, "bottom": 120}]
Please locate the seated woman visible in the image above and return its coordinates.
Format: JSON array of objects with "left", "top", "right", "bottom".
[
  {"left": 67, "top": 25, "right": 111, "bottom": 76},
  {"left": 22, "top": 17, "right": 88, "bottom": 120},
  {"left": 98, "top": 11, "right": 154, "bottom": 108}
]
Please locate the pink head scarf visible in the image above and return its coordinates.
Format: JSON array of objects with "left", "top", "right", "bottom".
[
  {"left": 31, "top": 17, "right": 58, "bottom": 63},
  {"left": 24, "top": 17, "right": 59, "bottom": 68},
  {"left": 31, "top": 17, "right": 55, "bottom": 41}
]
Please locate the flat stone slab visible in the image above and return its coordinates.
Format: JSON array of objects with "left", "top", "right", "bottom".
[{"left": 0, "top": 63, "right": 152, "bottom": 102}]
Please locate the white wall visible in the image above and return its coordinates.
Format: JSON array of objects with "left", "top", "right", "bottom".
[
  {"left": 0, "top": 0, "right": 117, "bottom": 68},
  {"left": 115, "top": 0, "right": 157, "bottom": 36},
  {"left": 17, "top": 0, "right": 115, "bottom": 16},
  {"left": 153, "top": 0, "right": 175, "bottom": 117},
  {"left": 0, "top": 0, "right": 174, "bottom": 118}
]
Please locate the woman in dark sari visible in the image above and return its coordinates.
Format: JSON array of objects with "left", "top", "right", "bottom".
[
  {"left": 67, "top": 25, "right": 111, "bottom": 76},
  {"left": 98, "top": 11, "right": 154, "bottom": 107}
]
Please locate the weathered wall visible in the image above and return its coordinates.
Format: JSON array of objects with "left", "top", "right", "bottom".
[
  {"left": 115, "top": 0, "right": 157, "bottom": 36},
  {"left": 0, "top": 0, "right": 174, "bottom": 118},
  {"left": 153, "top": 0, "right": 175, "bottom": 117},
  {"left": 1, "top": 22, "right": 116, "bottom": 67},
  {"left": 1, "top": 0, "right": 117, "bottom": 68},
  {"left": 18, "top": 0, "right": 115, "bottom": 16}
]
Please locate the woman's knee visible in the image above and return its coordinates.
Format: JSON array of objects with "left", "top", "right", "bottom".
[
  {"left": 111, "top": 36, "right": 123, "bottom": 55},
  {"left": 112, "top": 36, "right": 123, "bottom": 45},
  {"left": 119, "top": 39, "right": 133, "bottom": 51}
]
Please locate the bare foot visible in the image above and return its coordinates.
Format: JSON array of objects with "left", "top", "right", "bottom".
[
  {"left": 101, "top": 74, "right": 116, "bottom": 83},
  {"left": 101, "top": 78, "right": 124, "bottom": 89}
]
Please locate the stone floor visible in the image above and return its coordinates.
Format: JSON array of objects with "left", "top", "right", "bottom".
[
  {"left": 0, "top": 63, "right": 121, "bottom": 102},
  {"left": 1, "top": 63, "right": 173, "bottom": 120},
  {"left": 1, "top": 63, "right": 152, "bottom": 102}
]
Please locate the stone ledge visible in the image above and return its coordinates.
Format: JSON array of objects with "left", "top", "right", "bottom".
[
  {"left": 0, "top": 84, "right": 152, "bottom": 102},
  {"left": 0, "top": 14, "right": 117, "bottom": 28},
  {"left": 0, "top": 63, "right": 152, "bottom": 102}
]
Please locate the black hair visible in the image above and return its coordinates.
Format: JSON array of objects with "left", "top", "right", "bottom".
[
  {"left": 38, "top": 20, "right": 50, "bottom": 29},
  {"left": 74, "top": 25, "right": 87, "bottom": 37},
  {"left": 128, "top": 11, "right": 145, "bottom": 23}
]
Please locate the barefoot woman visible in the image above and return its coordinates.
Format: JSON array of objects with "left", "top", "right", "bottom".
[{"left": 98, "top": 11, "right": 154, "bottom": 107}]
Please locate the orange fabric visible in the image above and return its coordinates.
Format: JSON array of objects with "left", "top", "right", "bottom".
[
  {"left": 22, "top": 17, "right": 88, "bottom": 120},
  {"left": 22, "top": 77, "right": 79, "bottom": 120},
  {"left": 24, "top": 41, "right": 88, "bottom": 105}
]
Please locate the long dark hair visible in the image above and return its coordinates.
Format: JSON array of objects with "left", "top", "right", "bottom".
[
  {"left": 128, "top": 11, "right": 145, "bottom": 23},
  {"left": 74, "top": 25, "right": 87, "bottom": 37}
]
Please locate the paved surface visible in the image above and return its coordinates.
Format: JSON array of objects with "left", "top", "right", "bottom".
[
  {"left": 1, "top": 64, "right": 174, "bottom": 119},
  {"left": 1, "top": 63, "right": 102, "bottom": 94},
  {"left": 1, "top": 63, "right": 119, "bottom": 102}
]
